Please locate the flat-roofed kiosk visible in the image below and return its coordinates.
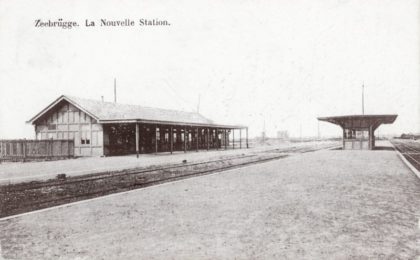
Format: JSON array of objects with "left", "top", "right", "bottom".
[{"left": 318, "top": 115, "right": 397, "bottom": 150}]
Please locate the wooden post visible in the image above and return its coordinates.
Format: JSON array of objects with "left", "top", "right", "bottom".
[
  {"left": 184, "top": 127, "right": 187, "bottom": 153},
  {"left": 246, "top": 127, "right": 249, "bottom": 149},
  {"left": 170, "top": 126, "right": 173, "bottom": 154},
  {"left": 224, "top": 129, "right": 227, "bottom": 149},
  {"left": 233, "top": 129, "right": 235, "bottom": 149},
  {"left": 240, "top": 129, "right": 242, "bottom": 149},
  {"left": 216, "top": 129, "right": 219, "bottom": 150},
  {"left": 206, "top": 128, "right": 209, "bottom": 150},
  {"left": 136, "top": 123, "right": 139, "bottom": 158},
  {"left": 196, "top": 128, "right": 199, "bottom": 152},
  {"left": 22, "top": 141, "right": 26, "bottom": 162},
  {"left": 155, "top": 125, "right": 158, "bottom": 154}
]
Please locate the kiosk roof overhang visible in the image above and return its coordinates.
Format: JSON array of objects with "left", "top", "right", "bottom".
[{"left": 317, "top": 114, "right": 397, "bottom": 129}]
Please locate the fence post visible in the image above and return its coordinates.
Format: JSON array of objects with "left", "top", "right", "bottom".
[{"left": 22, "top": 139, "right": 26, "bottom": 162}]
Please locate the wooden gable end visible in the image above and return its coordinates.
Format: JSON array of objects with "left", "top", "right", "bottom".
[{"left": 34, "top": 100, "right": 97, "bottom": 127}]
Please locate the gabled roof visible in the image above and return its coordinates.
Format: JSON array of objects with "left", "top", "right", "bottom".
[{"left": 27, "top": 95, "right": 245, "bottom": 128}]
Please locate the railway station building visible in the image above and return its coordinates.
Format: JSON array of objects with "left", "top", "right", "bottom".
[
  {"left": 318, "top": 115, "right": 397, "bottom": 150},
  {"left": 27, "top": 95, "right": 248, "bottom": 157}
]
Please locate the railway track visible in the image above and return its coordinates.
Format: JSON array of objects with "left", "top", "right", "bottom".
[
  {"left": 4, "top": 153, "right": 258, "bottom": 192},
  {"left": 391, "top": 139, "right": 420, "bottom": 171},
  {"left": 0, "top": 143, "right": 335, "bottom": 218}
]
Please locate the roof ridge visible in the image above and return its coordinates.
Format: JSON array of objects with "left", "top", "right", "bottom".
[
  {"left": 63, "top": 94, "right": 204, "bottom": 116},
  {"left": 28, "top": 94, "right": 248, "bottom": 128}
]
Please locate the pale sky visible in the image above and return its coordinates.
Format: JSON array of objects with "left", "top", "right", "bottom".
[{"left": 0, "top": 0, "right": 419, "bottom": 139}]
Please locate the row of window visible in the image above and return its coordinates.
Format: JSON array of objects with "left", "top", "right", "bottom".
[
  {"left": 37, "top": 131, "right": 99, "bottom": 146},
  {"left": 155, "top": 132, "right": 224, "bottom": 142},
  {"left": 344, "top": 129, "right": 369, "bottom": 140}
]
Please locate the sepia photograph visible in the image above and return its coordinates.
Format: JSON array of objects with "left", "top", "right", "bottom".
[{"left": 0, "top": 0, "right": 419, "bottom": 259}]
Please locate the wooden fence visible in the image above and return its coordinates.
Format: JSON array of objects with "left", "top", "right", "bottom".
[{"left": 0, "top": 139, "right": 74, "bottom": 162}]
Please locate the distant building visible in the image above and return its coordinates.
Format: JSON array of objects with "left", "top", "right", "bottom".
[
  {"left": 261, "top": 131, "right": 266, "bottom": 139},
  {"left": 276, "top": 130, "right": 289, "bottom": 140},
  {"left": 27, "top": 95, "right": 248, "bottom": 156}
]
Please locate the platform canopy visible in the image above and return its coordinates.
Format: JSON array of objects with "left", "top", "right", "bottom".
[{"left": 317, "top": 114, "right": 397, "bottom": 130}]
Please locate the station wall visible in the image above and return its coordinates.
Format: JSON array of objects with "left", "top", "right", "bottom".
[{"left": 34, "top": 101, "right": 104, "bottom": 156}]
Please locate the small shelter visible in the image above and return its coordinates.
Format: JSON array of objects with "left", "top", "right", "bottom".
[{"left": 318, "top": 115, "right": 397, "bottom": 150}]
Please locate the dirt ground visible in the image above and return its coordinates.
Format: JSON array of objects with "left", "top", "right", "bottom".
[{"left": 0, "top": 142, "right": 419, "bottom": 259}]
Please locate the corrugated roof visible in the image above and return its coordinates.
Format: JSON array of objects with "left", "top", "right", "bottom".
[
  {"left": 28, "top": 95, "right": 245, "bottom": 128},
  {"left": 66, "top": 95, "right": 214, "bottom": 124}
]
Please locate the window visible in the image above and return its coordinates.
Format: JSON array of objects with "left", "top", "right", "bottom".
[
  {"left": 80, "top": 131, "right": 91, "bottom": 145},
  {"left": 344, "top": 129, "right": 368, "bottom": 140},
  {"left": 355, "top": 130, "right": 368, "bottom": 140},
  {"left": 156, "top": 128, "right": 160, "bottom": 141},
  {"left": 47, "top": 124, "right": 57, "bottom": 130}
]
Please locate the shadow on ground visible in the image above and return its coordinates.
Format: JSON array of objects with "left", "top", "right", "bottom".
[
  {"left": 327, "top": 146, "right": 394, "bottom": 151},
  {"left": 373, "top": 146, "right": 395, "bottom": 151}
]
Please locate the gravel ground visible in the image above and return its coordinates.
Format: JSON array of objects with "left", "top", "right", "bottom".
[{"left": 0, "top": 142, "right": 419, "bottom": 259}]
